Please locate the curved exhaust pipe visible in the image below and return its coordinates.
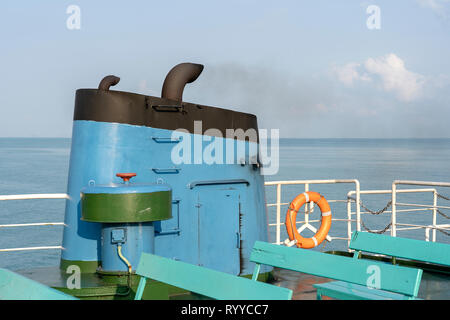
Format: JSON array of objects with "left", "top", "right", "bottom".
[
  {"left": 161, "top": 63, "right": 204, "bottom": 102},
  {"left": 98, "top": 75, "right": 120, "bottom": 91}
]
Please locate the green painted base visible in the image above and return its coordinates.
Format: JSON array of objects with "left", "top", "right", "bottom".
[
  {"left": 19, "top": 264, "right": 274, "bottom": 300},
  {"left": 60, "top": 259, "right": 100, "bottom": 274},
  {"left": 60, "top": 271, "right": 275, "bottom": 300}
]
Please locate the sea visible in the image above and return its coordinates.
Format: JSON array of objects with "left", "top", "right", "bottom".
[{"left": 1, "top": 138, "right": 450, "bottom": 270}]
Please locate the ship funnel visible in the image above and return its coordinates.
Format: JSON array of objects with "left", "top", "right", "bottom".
[
  {"left": 161, "top": 63, "right": 204, "bottom": 102},
  {"left": 98, "top": 75, "right": 120, "bottom": 91}
]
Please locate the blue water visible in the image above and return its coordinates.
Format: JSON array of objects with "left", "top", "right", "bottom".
[{"left": 1, "top": 138, "right": 449, "bottom": 270}]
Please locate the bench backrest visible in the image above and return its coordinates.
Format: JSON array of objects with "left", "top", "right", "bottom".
[
  {"left": 135, "top": 252, "right": 292, "bottom": 300},
  {"left": 350, "top": 231, "right": 450, "bottom": 267},
  {"left": 0, "top": 268, "right": 77, "bottom": 300},
  {"left": 250, "top": 241, "right": 423, "bottom": 297}
]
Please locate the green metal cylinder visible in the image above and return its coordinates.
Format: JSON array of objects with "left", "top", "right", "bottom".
[{"left": 81, "top": 190, "right": 172, "bottom": 223}]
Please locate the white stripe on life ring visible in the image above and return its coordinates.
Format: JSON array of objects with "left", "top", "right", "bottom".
[
  {"left": 312, "top": 236, "right": 318, "bottom": 247},
  {"left": 322, "top": 211, "right": 331, "bottom": 217},
  {"left": 303, "top": 192, "right": 309, "bottom": 203}
]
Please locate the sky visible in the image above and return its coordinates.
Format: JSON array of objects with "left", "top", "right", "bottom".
[{"left": 0, "top": 1, "right": 449, "bottom": 138}]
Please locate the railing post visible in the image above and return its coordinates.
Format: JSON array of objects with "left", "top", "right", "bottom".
[
  {"left": 347, "top": 196, "right": 352, "bottom": 250},
  {"left": 391, "top": 182, "right": 397, "bottom": 237},
  {"left": 276, "top": 183, "right": 281, "bottom": 245},
  {"left": 355, "top": 180, "right": 361, "bottom": 232},
  {"left": 304, "top": 183, "right": 310, "bottom": 225},
  {"left": 432, "top": 190, "right": 437, "bottom": 242}
]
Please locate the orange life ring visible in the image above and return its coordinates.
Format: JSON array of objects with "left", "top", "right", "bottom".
[{"left": 285, "top": 191, "right": 332, "bottom": 249}]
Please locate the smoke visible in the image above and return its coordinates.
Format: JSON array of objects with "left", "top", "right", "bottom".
[
  {"left": 183, "top": 63, "right": 336, "bottom": 137},
  {"left": 180, "top": 61, "right": 450, "bottom": 138}
]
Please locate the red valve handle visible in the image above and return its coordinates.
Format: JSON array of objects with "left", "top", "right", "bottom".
[{"left": 116, "top": 173, "right": 137, "bottom": 182}]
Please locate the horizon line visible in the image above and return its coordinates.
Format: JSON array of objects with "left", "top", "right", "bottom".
[{"left": 1, "top": 136, "right": 450, "bottom": 140}]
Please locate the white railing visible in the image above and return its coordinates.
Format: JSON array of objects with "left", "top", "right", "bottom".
[
  {"left": 2, "top": 181, "right": 450, "bottom": 254},
  {"left": 0, "top": 193, "right": 67, "bottom": 252},
  {"left": 347, "top": 188, "right": 444, "bottom": 246},
  {"left": 392, "top": 181, "right": 450, "bottom": 241},
  {"left": 265, "top": 179, "right": 450, "bottom": 248},
  {"left": 426, "top": 224, "right": 450, "bottom": 242},
  {"left": 264, "top": 179, "right": 360, "bottom": 245}
]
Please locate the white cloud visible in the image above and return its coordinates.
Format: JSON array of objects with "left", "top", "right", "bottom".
[
  {"left": 333, "top": 63, "right": 371, "bottom": 86},
  {"left": 364, "top": 54, "right": 425, "bottom": 101},
  {"left": 334, "top": 53, "right": 426, "bottom": 102}
]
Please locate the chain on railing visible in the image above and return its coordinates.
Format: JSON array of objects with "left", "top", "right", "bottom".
[
  {"left": 349, "top": 187, "right": 450, "bottom": 238},
  {"left": 436, "top": 193, "right": 450, "bottom": 201},
  {"left": 361, "top": 221, "right": 392, "bottom": 235},
  {"left": 348, "top": 196, "right": 392, "bottom": 234},
  {"left": 435, "top": 193, "right": 450, "bottom": 220},
  {"left": 436, "top": 209, "right": 450, "bottom": 220},
  {"left": 431, "top": 192, "right": 450, "bottom": 235},
  {"left": 437, "top": 228, "right": 450, "bottom": 236},
  {"left": 392, "top": 181, "right": 450, "bottom": 239},
  {"left": 353, "top": 198, "right": 392, "bottom": 216}
]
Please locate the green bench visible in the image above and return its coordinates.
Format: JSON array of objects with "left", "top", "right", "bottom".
[
  {"left": 250, "top": 241, "right": 423, "bottom": 300},
  {"left": 313, "top": 231, "right": 450, "bottom": 300},
  {"left": 0, "top": 268, "right": 77, "bottom": 300},
  {"left": 350, "top": 231, "right": 450, "bottom": 267},
  {"left": 134, "top": 252, "right": 293, "bottom": 300}
]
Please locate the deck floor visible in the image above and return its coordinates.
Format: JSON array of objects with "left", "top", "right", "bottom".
[{"left": 16, "top": 265, "right": 450, "bottom": 300}]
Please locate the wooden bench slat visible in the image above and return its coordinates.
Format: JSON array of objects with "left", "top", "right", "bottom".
[
  {"left": 350, "top": 231, "right": 450, "bottom": 267},
  {"left": 0, "top": 268, "right": 77, "bottom": 300},
  {"left": 250, "top": 241, "right": 422, "bottom": 297},
  {"left": 136, "top": 252, "right": 292, "bottom": 300},
  {"left": 313, "top": 281, "right": 414, "bottom": 300}
]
